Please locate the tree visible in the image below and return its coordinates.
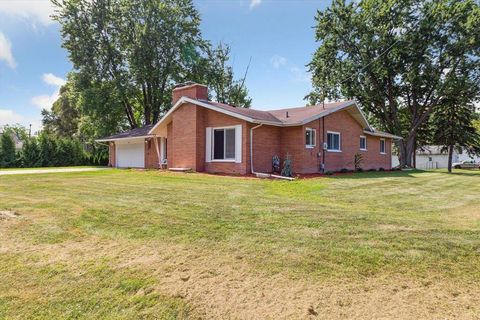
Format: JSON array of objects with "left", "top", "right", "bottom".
[
  {"left": 0, "top": 133, "right": 16, "bottom": 168},
  {"left": 42, "top": 77, "right": 80, "bottom": 137},
  {"left": 53, "top": 0, "right": 205, "bottom": 127},
  {"left": 206, "top": 43, "right": 252, "bottom": 108},
  {"left": 431, "top": 69, "right": 480, "bottom": 172},
  {"left": 38, "top": 133, "right": 57, "bottom": 167},
  {"left": 307, "top": 0, "right": 480, "bottom": 167},
  {"left": 21, "top": 138, "right": 42, "bottom": 168}
]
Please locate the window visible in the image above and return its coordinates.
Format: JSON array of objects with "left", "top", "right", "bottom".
[
  {"left": 380, "top": 139, "right": 386, "bottom": 154},
  {"left": 327, "top": 132, "right": 341, "bottom": 151},
  {"left": 305, "top": 128, "right": 316, "bottom": 148},
  {"left": 213, "top": 128, "right": 236, "bottom": 160},
  {"left": 360, "top": 136, "right": 367, "bottom": 150}
]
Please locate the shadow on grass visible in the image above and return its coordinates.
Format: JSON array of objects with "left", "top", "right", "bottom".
[
  {"left": 445, "top": 170, "right": 480, "bottom": 177},
  {"left": 328, "top": 169, "right": 431, "bottom": 180}
]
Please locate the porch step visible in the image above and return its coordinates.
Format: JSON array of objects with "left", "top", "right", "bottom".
[{"left": 168, "top": 167, "right": 193, "bottom": 172}]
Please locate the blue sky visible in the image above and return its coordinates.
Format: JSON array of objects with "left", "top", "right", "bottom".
[{"left": 0, "top": 0, "right": 328, "bottom": 131}]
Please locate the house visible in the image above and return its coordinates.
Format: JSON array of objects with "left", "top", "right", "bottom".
[
  {"left": 97, "top": 82, "right": 400, "bottom": 174},
  {"left": 392, "top": 145, "right": 480, "bottom": 169},
  {"left": 0, "top": 128, "right": 24, "bottom": 150}
]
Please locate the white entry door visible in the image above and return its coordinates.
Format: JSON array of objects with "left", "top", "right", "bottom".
[{"left": 116, "top": 140, "right": 145, "bottom": 168}]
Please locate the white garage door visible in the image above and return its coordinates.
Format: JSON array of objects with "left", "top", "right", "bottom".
[{"left": 116, "top": 141, "right": 145, "bottom": 168}]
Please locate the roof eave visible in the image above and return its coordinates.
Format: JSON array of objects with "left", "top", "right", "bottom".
[
  {"left": 95, "top": 135, "right": 153, "bottom": 142},
  {"left": 363, "top": 130, "right": 402, "bottom": 140}
]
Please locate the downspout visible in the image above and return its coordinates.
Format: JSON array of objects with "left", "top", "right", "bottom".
[{"left": 250, "top": 123, "right": 263, "bottom": 174}]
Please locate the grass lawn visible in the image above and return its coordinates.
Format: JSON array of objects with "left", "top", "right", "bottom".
[
  {"left": 0, "top": 169, "right": 479, "bottom": 319},
  {"left": 0, "top": 166, "right": 105, "bottom": 171}
]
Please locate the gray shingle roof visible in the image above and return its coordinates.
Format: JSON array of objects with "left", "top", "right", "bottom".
[{"left": 97, "top": 124, "right": 154, "bottom": 141}]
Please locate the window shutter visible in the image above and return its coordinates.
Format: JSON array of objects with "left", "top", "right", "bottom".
[
  {"left": 235, "top": 124, "right": 242, "bottom": 163},
  {"left": 205, "top": 127, "right": 212, "bottom": 162}
]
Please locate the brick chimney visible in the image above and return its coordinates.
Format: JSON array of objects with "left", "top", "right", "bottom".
[{"left": 172, "top": 82, "right": 208, "bottom": 105}]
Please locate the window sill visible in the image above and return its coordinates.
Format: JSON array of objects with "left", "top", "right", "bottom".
[
  {"left": 380, "top": 152, "right": 386, "bottom": 155},
  {"left": 360, "top": 148, "right": 367, "bottom": 151},
  {"left": 327, "top": 149, "right": 342, "bottom": 153},
  {"left": 305, "top": 145, "right": 315, "bottom": 149},
  {"left": 210, "top": 159, "right": 236, "bottom": 163}
]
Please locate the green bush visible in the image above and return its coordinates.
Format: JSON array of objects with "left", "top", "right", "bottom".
[
  {"left": 340, "top": 168, "right": 349, "bottom": 173},
  {"left": 324, "top": 170, "right": 334, "bottom": 175}
]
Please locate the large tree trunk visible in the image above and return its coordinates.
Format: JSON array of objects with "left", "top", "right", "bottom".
[
  {"left": 398, "top": 133, "right": 416, "bottom": 168},
  {"left": 448, "top": 144, "right": 454, "bottom": 173}
]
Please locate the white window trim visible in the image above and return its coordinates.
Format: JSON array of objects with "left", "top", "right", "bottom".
[
  {"left": 380, "top": 138, "right": 386, "bottom": 154},
  {"left": 327, "top": 131, "right": 341, "bottom": 152},
  {"left": 208, "top": 125, "right": 242, "bottom": 163},
  {"left": 305, "top": 127, "right": 316, "bottom": 149},
  {"left": 360, "top": 135, "right": 367, "bottom": 151}
]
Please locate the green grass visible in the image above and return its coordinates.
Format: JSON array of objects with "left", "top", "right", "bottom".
[
  {"left": 0, "top": 166, "right": 104, "bottom": 171},
  {"left": 0, "top": 169, "right": 479, "bottom": 318}
]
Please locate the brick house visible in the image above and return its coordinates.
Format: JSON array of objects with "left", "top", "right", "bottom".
[{"left": 97, "top": 82, "right": 400, "bottom": 174}]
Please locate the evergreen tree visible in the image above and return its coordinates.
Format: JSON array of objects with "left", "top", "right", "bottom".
[
  {"left": 0, "top": 133, "right": 16, "bottom": 168},
  {"left": 38, "top": 133, "right": 57, "bottom": 167},
  {"left": 21, "top": 138, "right": 42, "bottom": 168}
]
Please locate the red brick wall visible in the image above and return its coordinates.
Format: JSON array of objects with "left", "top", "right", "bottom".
[
  {"left": 167, "top": 123, "right": 173, "bottom": 167},
  {"left": 172, "top": 84, "right": 208, "bottom": 105},
  {"left": 259, "top": 110, "right": 392, "bottom": 174},
  {"left": 164, "top": 104, "right": 391, "bottom": 174},
  {"left": 170, "top": 103, "right": 199, "bottom": 169},
  {"left": 249, "top": 124, "right": 281, "bottom": 173},
  {"left": 144, "top": 138, "right": 160, "bottom": 169},
  {"left": 108, "top": 142, "right": 116, "bottom": 167},
  {"left": 202, "top": 108, "right": 249, "bottom": 175}
]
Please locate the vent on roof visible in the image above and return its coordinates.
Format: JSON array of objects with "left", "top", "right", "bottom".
[{"left": 286, "top": 111, "right": 289, "bottom": 118}]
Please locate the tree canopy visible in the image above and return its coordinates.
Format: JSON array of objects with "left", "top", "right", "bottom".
[
  {"left": 308, "top": 0, "right": 480, "bottom": 167},
  {"left": 52, "top": 0, "right": 252, "bottom": 133}
]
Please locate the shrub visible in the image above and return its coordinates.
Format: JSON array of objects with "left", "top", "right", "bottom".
[
  {"left": 379, "top": 167, "right": 385, "bottom": 171},
  {"left": 356, "top": 168, "right": 364, "bottom": 172},
  {"left": 368, "top": 168, "right": 376, "bottom": 172},
  {"left": 325, "top": 170, "right": 334, "bottom": 175},
  {"left": 340, "top": 168, "right": 349, "bottom": 173}
]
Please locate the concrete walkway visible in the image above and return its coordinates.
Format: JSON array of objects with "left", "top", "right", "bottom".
[{"left": 0, "top": 167, "right": 109, "bottom": 176}]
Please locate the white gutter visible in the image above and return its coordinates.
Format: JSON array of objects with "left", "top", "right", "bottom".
[{"left": 95, "top": 135, "right": 153, "bottom": 142}]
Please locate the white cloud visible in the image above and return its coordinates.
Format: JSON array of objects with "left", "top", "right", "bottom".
[
  {"left": 0, "top": 109, "right": 23, "bottom": 126},
  {"left": 43, "top": 73, "right": 66, "bottom": 87},
  {"left": 31, "top": 73, "right": 66, "bottom": 110},
  {"left": 290, "top": 66, "right": 311, "bottom": 83},
  {"left": 249, "top": 0, "right": 262, "bottom": 9},
  {"left": 0, "top": 32, "right": 16, "bottom": 69},
  {"left": 0, "top": 0, "right": 55, "bottom": 26},
  {"left": 270, "top": 55, "right": 287, "bottom": 69}
]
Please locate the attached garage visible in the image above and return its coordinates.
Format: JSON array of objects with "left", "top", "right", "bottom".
[
  {"left": 95, "top": 124, "right": 156, "bottom": 169},
  {"left": 116, "top": 140, "right": 145, "bottom": 168}
]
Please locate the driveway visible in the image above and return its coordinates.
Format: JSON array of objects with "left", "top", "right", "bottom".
[{"left": 0, "top": 167, "right": 109, "bottom": 176}]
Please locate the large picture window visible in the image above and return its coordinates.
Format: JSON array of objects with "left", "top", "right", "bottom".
[
  {"left": 327, "top": 132, "right": 341, "bottom": 151},
  {"left": 213, "top": 128, "right": 236, "bottom": 160}
]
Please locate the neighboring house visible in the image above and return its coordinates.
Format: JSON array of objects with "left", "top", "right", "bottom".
[
  {"left": 0, "top": 128, "right": 24, "bottom": 150},
  {"left": 392, "top": 145, "right": 480, "bottom": 169},
  {"left": 97, "top": 82, "right": 400, "bottom": 174}
]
